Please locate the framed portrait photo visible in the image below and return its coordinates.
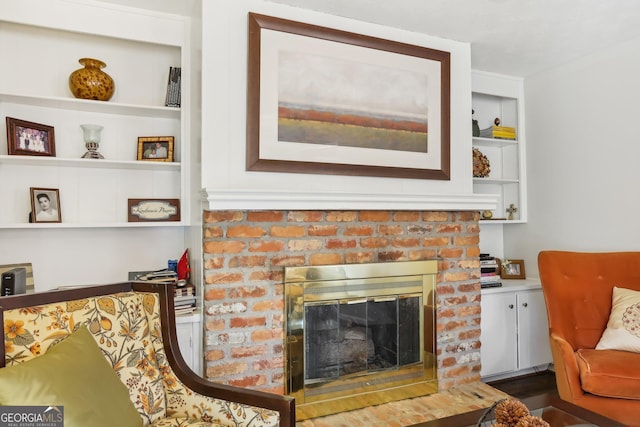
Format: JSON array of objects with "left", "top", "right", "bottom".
[
  {"left": 137, "top": 136, "right": 174, "bottom": 162},
  {"left": 6, "top": 117, "right": 56, "bottom": 157},
  {"left": 501, "top": 259, "right": 526, "bottom": 279},
  {"left": 30, "top": 187, "right": 61, "bottom": 223}
]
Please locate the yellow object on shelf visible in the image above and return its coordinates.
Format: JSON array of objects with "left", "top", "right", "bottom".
[{"left": 479, "top": 125, "right": 516, "bottom": 139}]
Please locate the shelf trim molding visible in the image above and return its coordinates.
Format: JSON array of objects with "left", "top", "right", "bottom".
[
  {"left": 203, "top": 189, "right": 499, "bottom": 211},
  {"left": 0, "top": 155, "right": 180, "bottom": 171},
  {"left": 0, "top": 222, "right": 186, "bottom": 230},
  {"left": 473, "top": 177, "right": 519, "bottom": 184},
  {"left": 0, "top": 92, "right": 180, "bottom": 118}
]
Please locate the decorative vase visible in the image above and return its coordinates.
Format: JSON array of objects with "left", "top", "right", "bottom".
[
  {"left": 69, "top": 58, "right": 115, "bottom": 101},
  {"left": 472, "top": 109, "right": 480, "bottom": 137},
  {"left": 81, "top": 124, "right": 104, "bottom": 159}
]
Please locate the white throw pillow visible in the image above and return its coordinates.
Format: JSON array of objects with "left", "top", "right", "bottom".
[{"left": 596, "top": 286, "right": 640, "bottom": 352}]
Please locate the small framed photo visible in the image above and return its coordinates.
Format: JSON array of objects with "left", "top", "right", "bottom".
[
  {"left": 501, "top": 259, "right": 526, "bottom": 279},
  {"left": 30, "top": 187, "right": 61, "bottom": 223},
  {"left": 6, "top": 117, "right": 56, "bottom": 156},
  {"left": 137, "top": 136, "right": 174, "bottom": 162}
]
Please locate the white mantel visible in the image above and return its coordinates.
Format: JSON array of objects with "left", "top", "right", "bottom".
[{"left": 203, "top": 189, "right": 498, "bottom": 211}]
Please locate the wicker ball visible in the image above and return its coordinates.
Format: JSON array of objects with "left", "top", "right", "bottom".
[
  {"left": 514, "top": 415, "right": 550, "bottom": 427},
  {"left": 472, "top": 148, "right": 491, "bottom": 177},
  {"left": 495, "top": 398, "right": 530, "bottom": 426}
]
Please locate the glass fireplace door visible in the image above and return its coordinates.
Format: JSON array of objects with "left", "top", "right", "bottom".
[{"left": 304, "top": 294, "right": 421, "bottom": 384}]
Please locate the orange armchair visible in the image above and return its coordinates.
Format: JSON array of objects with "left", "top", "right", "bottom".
[{"left": 538, "top": 250, "right": 640, "bottom": 426}]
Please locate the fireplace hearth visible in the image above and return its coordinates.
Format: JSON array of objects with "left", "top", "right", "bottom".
[{"left": 284, "top": 260, "right": 437, "bottom": 419}]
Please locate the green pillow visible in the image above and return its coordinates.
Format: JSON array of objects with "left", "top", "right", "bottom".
[{"left": 0, "top": 325, "right": 142, "bottom": 427}]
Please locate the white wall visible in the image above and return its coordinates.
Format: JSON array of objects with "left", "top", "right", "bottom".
[
  {"left": 201, "top": 0, "right": 475, "bottom": 200},
  {"left": 0, "top": 227, "right": 186, "bottom": 290},
  {"left": 504, "top": 35, "right": 640, "bottom": 277}
]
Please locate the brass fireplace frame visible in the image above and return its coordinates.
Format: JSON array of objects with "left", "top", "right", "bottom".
[{"left": 284, "top": 260, "right": 438, "bottom": 419}]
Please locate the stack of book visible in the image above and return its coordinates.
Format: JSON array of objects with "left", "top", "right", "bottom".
[
  {"left": 479, "top": 125, "right": 516, "bottom": 140},
  {"left": 130, "top": 269, "right": 196, "bottom": 315},
  {"left": 480, "top": 254, "right": 502, "bottom": 288},
  {"left": 164, "top": 66, "right": 181, "bottom": 108},
  {"left": 174, "top": 282, "right": 196, "bottom": 315},
  {"left": 131, "top": 269, "right": 177, "bottom": 283}
]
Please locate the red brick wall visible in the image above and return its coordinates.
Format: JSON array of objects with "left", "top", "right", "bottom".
[{"left": 202, "top": 210, "right": 482, "bottom": 394}]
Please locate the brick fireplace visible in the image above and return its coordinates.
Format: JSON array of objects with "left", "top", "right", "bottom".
[{"left": 201, "top": 209, "right": 482, "bottom": 395}]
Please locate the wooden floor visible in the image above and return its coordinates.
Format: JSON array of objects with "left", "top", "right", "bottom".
[{"left": 487, "top": 370, "right": 557, "bottom": 399}]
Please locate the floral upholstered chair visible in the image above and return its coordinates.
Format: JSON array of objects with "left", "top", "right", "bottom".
[{"left": 0, "top": 282, "right": 294, "bottom": 427}]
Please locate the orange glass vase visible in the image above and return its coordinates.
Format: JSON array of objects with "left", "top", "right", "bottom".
[{"left": 68, "top": 58, "right": 115, "bottom": 101}]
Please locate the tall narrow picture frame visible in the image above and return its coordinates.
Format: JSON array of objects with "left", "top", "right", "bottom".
[{"left": 246, "top": 13, "right": 451, "bottom": 180}]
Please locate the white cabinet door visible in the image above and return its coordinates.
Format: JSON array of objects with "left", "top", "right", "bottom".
[
  {"left": 176, "top": 320, "right": 194, "bottom": 367},
  {"left": 175, "top": 315, "right": 202, "bottom": 375},
  {"left": 517, "top": 290, "right": 552, "bottom": 369},
  {"left": 480, "top": 292, "right": 518, "bottom": 377}
]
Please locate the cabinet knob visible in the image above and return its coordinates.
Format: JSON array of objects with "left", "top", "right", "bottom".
[
  {"left": 522, "top": 302, "right": 528, "bottom": 307},
  {"left": 508, "top": 304, "right": 514, "bottom": 309}
]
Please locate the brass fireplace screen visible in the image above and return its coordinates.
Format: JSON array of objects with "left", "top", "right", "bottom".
[{"left": 284, "top": 260, "right": 437, "bottom": 411}]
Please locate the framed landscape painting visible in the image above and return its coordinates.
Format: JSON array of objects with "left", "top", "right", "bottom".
[{"left": 246, "top": 13, "right": 451, "bottom": 180}]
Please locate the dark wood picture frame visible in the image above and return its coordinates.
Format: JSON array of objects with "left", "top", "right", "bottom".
[
  {"left": 30, "top": 187, "right": 61, "bottom": 223},
  {"left": 137, "top": 136, "right": 175, "bottom": 162},
  {"left": 6, "top": 117, "right": 56, "bottom": 157},
  {"left": 246, "top": 12, "right": 451, "bottom": 180},
  {"left": 127, "top": 198, "right": 180, "bottom": 222},
  {"left": 501, "top": 259, "right": 526, "bottom": 279}
]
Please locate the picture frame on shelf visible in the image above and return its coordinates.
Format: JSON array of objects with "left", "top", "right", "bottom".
[
  {"left": 246, "top": 12, "right": 451, "bottom": 180},
  {"left": 6, "top": 117, "right": 56, "bottom": 157},
  {"left": 137, "top": 136, "right": 174, "bottom": 162},
  {"left": 29, "top": 187, "right": 61, "bottom": 223},
  {"left": 501, "top": 259, "right": 526, "bottom": 279}
]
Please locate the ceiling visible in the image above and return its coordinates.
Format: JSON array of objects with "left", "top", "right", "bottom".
[
  {"left": 102, "top": 0, "right": 640, "bottom": 77},
  {"left": 268, "top": 0, "right": 640, "bottom": 77}
]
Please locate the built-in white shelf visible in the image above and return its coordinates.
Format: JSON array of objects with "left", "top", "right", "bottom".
[
  {"left": 0, "top": 155, "right": 180, "bottom": 171},
  {"left": 0, "top": 221, "right": 185, "bottom": 229},
  {"left": 472, "top": 71, "right": 526, "bottom": 223},
  {"left": 0, "top": 92, "right": 180, "bottom": 118}
]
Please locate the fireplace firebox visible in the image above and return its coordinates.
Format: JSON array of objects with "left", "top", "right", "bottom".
[{"left": 284, "top": 260, "right": 437, "bottom": 419}]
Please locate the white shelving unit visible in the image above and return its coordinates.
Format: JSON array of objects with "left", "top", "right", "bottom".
[
  {"left": 0, "top": 1, "right": 203, "bottom": 296},
  {"left": 0, "top": 2, "right": 191, "bottom": 228},
  {"left": 472, "top": 71, "right": 526, "bottom": 224},
  {"left": 0, "top": 0, "right": 203, "bottom": 374}
]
